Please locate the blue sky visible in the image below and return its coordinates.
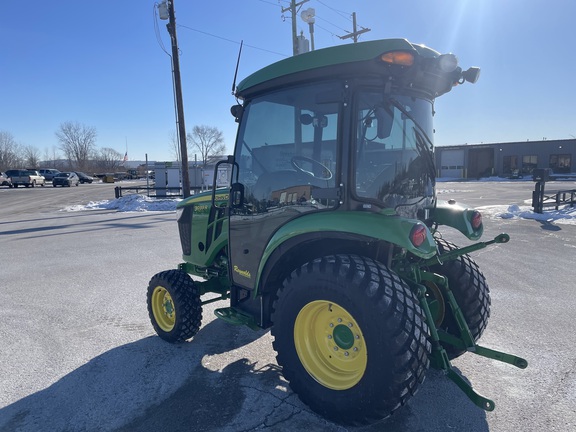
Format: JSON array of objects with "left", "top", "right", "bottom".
[{"left": 1, "top": 0, "right": 575, "bottom": 163}]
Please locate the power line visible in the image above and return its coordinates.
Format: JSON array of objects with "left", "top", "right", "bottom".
[
  {"left": 316, "top": 0, "right": 352, "bottom": 21},
  {"left": 254, "top": 0, "right": 284, "bottom": 6},
  {"left": 315, "top": 15, "right": 348, "bottom": 33},
  {"left": 177, "top": 24, "right": 288, "bottom": 58},
  {"left": 313, "top": 1, "right": 370, "bottom": 43}
]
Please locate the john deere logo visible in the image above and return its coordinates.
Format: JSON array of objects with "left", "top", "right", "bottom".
[{"left": 233, "top": 265, "right": 251, "bottom": 279}]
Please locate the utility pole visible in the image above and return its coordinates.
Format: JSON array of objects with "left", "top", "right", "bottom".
[
  {"left": 282, "top": 0, "right": 309, "bottom": 55},
  {"left": 338, "top": 12, "right": 371, "bottom": 43},
  {"left": 165, "top": 0, "right": 191, "bottom": 197}
]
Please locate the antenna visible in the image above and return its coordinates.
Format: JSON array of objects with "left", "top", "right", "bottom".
[{"left": 231, "top": 40, "right": 244, "bottom": 95}]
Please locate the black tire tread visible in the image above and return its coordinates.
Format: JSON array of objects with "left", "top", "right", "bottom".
[
  {"left": 271, "top": 254, "right": 430, "bottom": 425},
  {"left": 146, "top": 269, "right": 202, "bottom": 343}
]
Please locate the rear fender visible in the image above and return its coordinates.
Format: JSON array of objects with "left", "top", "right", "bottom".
[{"left": 254, "top": 211, "right": 437, "bottom": 296}]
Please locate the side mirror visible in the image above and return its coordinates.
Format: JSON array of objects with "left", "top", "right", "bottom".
[{"left": 230, "top": 104, "right": 244, "bottom": 123}]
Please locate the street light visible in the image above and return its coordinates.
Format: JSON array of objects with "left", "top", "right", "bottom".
[{"left": 300, "top": 8, "right": 315, "bottom": 51}]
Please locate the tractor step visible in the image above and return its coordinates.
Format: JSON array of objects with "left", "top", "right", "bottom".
[{"left": 214, "top": 307, "right": 260, "bottom": 330}]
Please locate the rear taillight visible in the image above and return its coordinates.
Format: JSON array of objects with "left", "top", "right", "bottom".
[
  {"left": 471, "top": 211, "right": 482, "bottom": 230},
  {"left": 410, "top": 224, "right": 428, "bottom": 248}
]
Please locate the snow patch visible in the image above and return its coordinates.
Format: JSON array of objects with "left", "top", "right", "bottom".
[
  {"left": 64, "top": 194, "right": 180, "bottom": 212},
  {"left": 478, "top": 204, "right": 576, "bottom": 225}
]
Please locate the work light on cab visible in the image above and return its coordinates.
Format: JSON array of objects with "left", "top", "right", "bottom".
[
  {"left": 380, "top": 51, "right": 415, "bottom": 66},
  {"left": 437, "top": 53, "right": 459, "bottom": 72}
]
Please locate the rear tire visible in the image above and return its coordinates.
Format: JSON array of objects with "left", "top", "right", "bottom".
[
  {"left": 429, "top": 239, "right": 491, "bottom": 359},
  {"left": 271, "top": 255, "right": 430, "bottom": 425},
  {"left": 147, "top": 269, "right": 202, "bottom": 343}
]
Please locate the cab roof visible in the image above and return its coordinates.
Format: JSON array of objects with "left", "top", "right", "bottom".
[{"left": 235, "top": 38, "right": 441, "bottom": 97}]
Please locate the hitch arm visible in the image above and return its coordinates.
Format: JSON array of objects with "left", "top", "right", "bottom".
[
  {"left": 423, "top": 233, "right": 510, "bottom": 266},
  {"left": 439, "top": 330, "right": 528, "bottom": 369},
  {"left": 473, "top": 345, "right": 528, "bottom": 369},
  {"left": 415, "top": 283, "right": 496, "bottom": 411},
  {"left": 446, "top": 368, "right": 495, "bottom": 411},
  {"left": 415, "top": 278, "right": 528, "bottom": 412}
]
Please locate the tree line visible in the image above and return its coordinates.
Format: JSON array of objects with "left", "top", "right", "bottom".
[
  {"left": 1, "top": 122, "right": 126, "bottom": 173},
  {"left": 0, "top": 122, "right": 226, "bottom": 173}
]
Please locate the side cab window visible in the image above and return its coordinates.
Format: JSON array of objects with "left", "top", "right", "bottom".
[{"left": 234, "top": 82, "right": 340, "bottom": 212}]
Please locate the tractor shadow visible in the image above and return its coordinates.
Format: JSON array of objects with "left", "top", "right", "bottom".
[{"left": 0, "top": 319, "right": 488, "bottom": 432}]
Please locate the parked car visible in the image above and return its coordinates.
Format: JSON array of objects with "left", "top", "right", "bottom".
[
  {"left": 75, "top": 172, "right": 94, "bottom": 184},
  {"left": 5, "top": 169, "right": 45, "bottom": 187},
  {"left": 38, "top": 168, "right": 61, "bottom": 181},
  {"left": 52, "top": 172, "right": 80, "bottom": 187},
  {"left": 0, "top": 172, "right": 13, "bottom": 187}
]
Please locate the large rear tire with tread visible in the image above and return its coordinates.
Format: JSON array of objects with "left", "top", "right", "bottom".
[
  {"left": 271, "top": 254, "right": 430, "bottom": 425},
  {"left": 147, "top": 269, "right": 202, "bottom": 343},
  {"left": 429, "top": 238, "right": 491, "bottom": 359}
]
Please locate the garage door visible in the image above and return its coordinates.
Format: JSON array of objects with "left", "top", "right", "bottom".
[{"left": 439, "top": 149, "right": 465, "bottom": 178}]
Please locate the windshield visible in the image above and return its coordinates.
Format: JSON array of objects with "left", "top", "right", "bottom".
[{"left": 354, "top": 92, "right": 435, "bottom": 214}]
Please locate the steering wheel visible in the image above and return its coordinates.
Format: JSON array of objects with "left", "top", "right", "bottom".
[{"left": 291, "top": 156, "right": 333, "bottom": 180}]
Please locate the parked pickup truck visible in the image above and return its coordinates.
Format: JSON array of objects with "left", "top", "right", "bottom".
[
  {"left": 5, "top": 169, "right": 46, "bottom": 187},
  {"left": 0, "top": 171, "right": 13, "bottom": 187}
]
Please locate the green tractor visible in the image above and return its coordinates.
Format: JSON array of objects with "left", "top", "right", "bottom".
[{"left": 147, "top": 38, "right": 527, "bottom": 425}]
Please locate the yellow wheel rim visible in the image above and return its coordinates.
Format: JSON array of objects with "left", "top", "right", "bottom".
[
  {"left": 151, "top": 286, "right": 176, "bottom": 332},
  {"left": 294, "top": 300, "right": 367, "bottom": 390}
]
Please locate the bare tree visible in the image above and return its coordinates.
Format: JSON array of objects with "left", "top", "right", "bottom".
[
  {"left": 95, "top": 147, "right": 123, "bottom": 172},
  {"left": 42, "top": 146, "right": 63, "bottom": 169},
  {"left": 23, "top": 145, "right": 41, "bottom": 168},
  {"left": 169, "top": 131, "right": 181, "bottom": 162},
  {"left": 0, "top": 131, "right": 23, "bottom": 170},
  {"left": 186, "top": 125, "right": 226, "bottom": 167},
  {"left": 55, "top": 121, "right": 97, "bottom": 170}
]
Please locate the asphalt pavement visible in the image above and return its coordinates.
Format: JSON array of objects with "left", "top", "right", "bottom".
[{"left": 1, "top": 180, "right": 575, "bottom": 432}]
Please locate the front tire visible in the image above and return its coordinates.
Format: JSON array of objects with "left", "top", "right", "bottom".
[
  {"left": 271, "top": 255, "right": 430, "bottom": 425},
  {"left": 429, "top": 239, "right": 491, "bottom": 359},
  {"left": 147, "top": 269, "right": 202, "bottom": 343}
]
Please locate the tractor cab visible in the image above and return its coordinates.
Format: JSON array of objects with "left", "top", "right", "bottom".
[{"left": 226, "top": 39, "right": 479, "bottom": 290}]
